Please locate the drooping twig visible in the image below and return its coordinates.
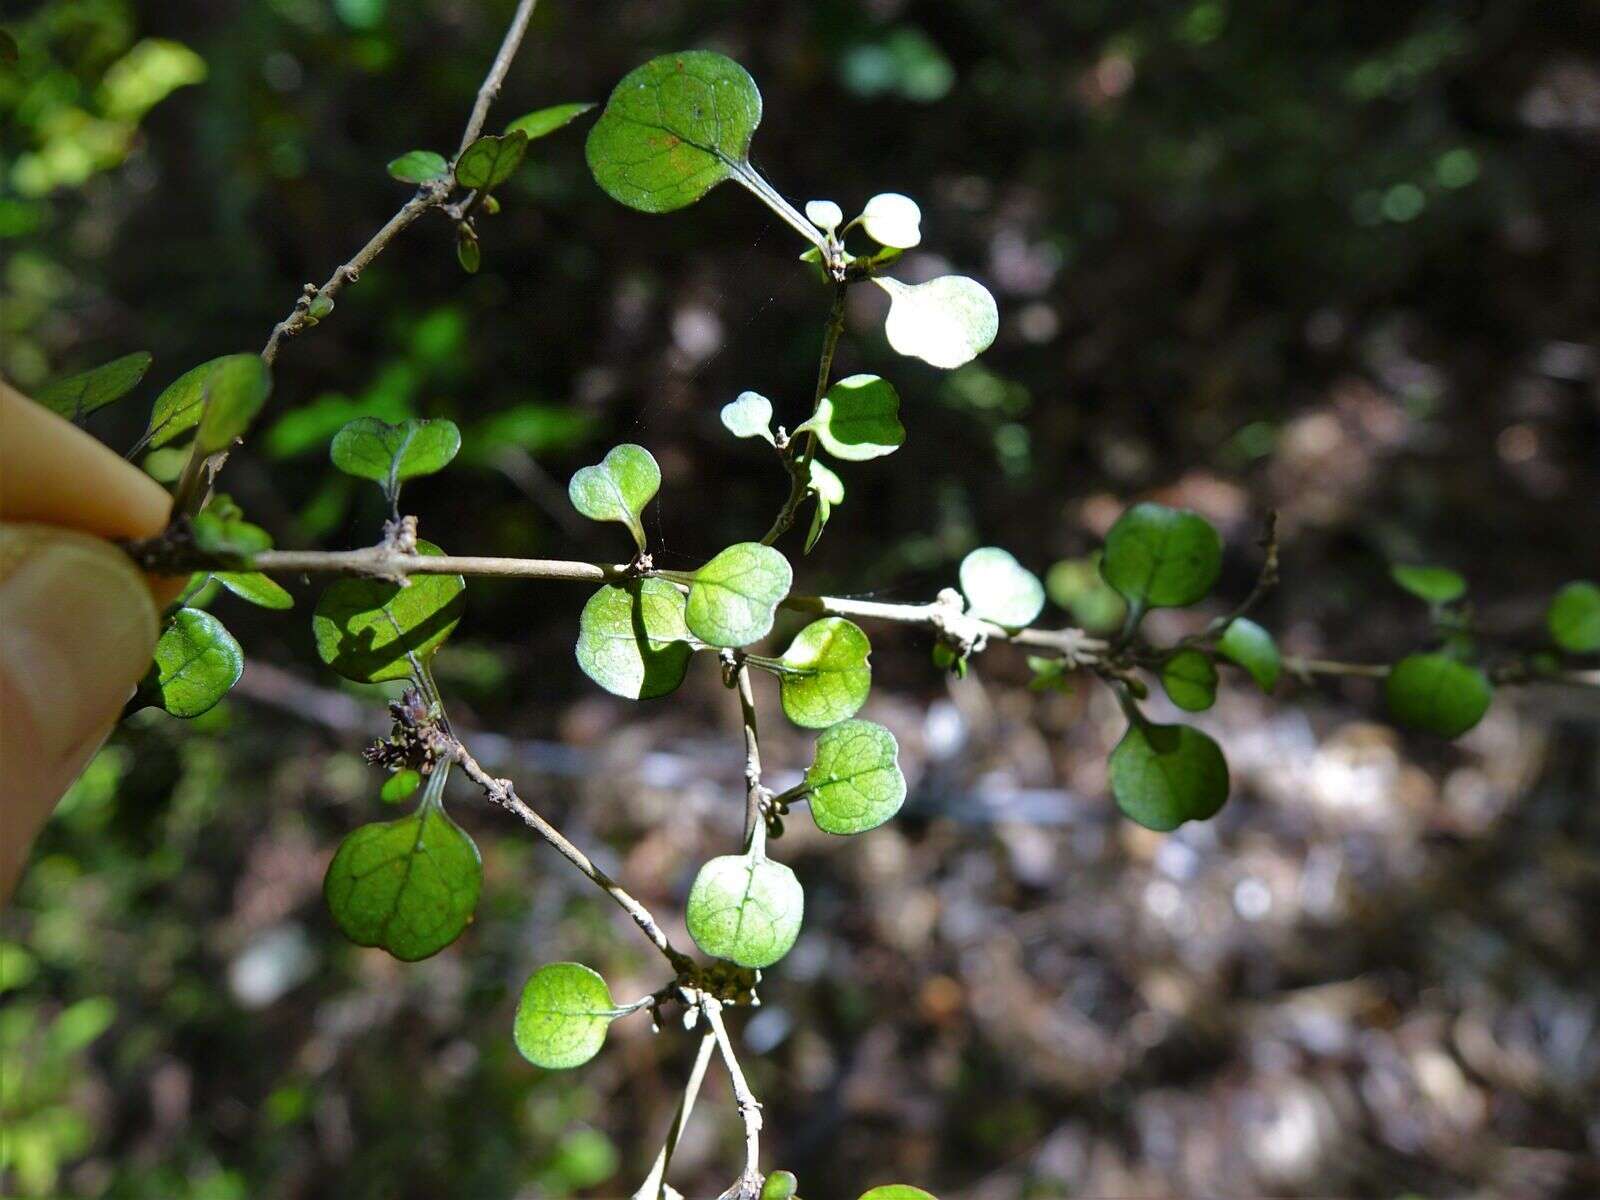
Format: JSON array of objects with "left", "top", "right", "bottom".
[
  {"left": 632, "top": 1030, "right": 718, "bottom": 1200},
  {"left": 447, "top": 733, "right": 694, "bottom": 974},
  {"left": 701, "top": 995, "right": 764, "bottom": 1200}
]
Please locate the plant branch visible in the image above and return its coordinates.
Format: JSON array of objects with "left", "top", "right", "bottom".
[
  {"left": 732, "top": 660, "right": 767, "bottom": 847},
  {"left": 762, "top": 280, "right": 849, "bottom": 546},
  {"left": 633, "top": 1029, "right": 718, "bottom": 1200},
  {"left": 446, "top": 733, "right": 694, "bottom": 974},
  {"left": 702, "top": 995, "right": 764, "bottom": 1200}
]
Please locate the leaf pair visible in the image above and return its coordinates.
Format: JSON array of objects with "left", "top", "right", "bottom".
[
  {"left": 387, "top": 101, "right": 592, "bottom": 185},
  {"left": 330, "top": 415, "right": 461, "bottom": 508},
  {"left": 569, "top": 444, "right": 659, "bottom": 554}
]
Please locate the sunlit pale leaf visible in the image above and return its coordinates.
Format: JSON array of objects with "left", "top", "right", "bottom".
[
  {"left": 514, "top": 962, "right": 619, "bottom": 1069},
  {"left": 875, "top": 276, "right": 998, "bottom": 369},
  {"left": 805, "top": 200, "right": 842, "bottom": 231},
  {"left": 1217, "top": 617, "right": 1280, "bottom": 692},
  {"left": 684, "top": 542, "right": 792, "bottom": 647},
  {"left": 329, "top": 416, "right": 461, "bottom": 504},
  {"left": 805, "top": 459, "right": 844, "bottom": 556},
  {"left": 574, "top": 579, "right": 696, "bottom": 699},
  {"left": 960, "top": 547, "right": 1044, "bottom": 627},
  {"left": 804, "top": 719, "right": 905, "bottom": 835},
  {"left": 1109, "top": 719, "right": 1229, "bottom": 831},
  {"left": 721, "top": 391, "right": 775, "bottom": 444},
  {"left": 568, "top": 444, "right": 660, "bottom": 554},
  {"left": 776, "top": 617, "right": 871, "bottom": 728},
  {"left": 686, "top": 852, "right": 803, "bottom": 968},
  {"left": 859, "top": 192, "right": 922, "bottom": 248},
  {"left": 214, "top": 571, "right": 293, "bottom": 610},
  {"left": 195, "top": 353, "right": 272, "bottom": 454}
]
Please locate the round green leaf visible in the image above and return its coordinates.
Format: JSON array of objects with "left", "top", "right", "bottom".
[
  {"left": 387, "top": 149, "right": 449, "bottom": 184},
  {"left": 1100, "top": 503, "right": 1223, "bottom": 610},
  {"left": 777, "top": 618, "right": 872, "bottom": 728},
  {"left": 195, "top": 353, "right": 272, "bottom": 454},
  {"left": 858, "top": 1188, "right": 938, "bottom": 1200},
  {"left": 1109, "top": 720, "right": 1229, "bottom": 831},
  {"left": 1159, "top": 648, "right": 1217, "bottom": 712},
  {"left": 859, "top": 192, "right": 922, "bottom": 249},
  {"left": 1547, "top": 580, "right": 1600, "bottom": 653},
  {"left": 323, "top": 803, "right": 482, "bottom": 962},
  {"left": 797, "top": 374, "right": 905, "bottom": 461},
  {"left": 585, "top": 51, "right": 762, "bottom": 213},
  {"left": 1217, "top": 617, "right": 1280, "bottom": 692},
  {"left": 874, "top": 276, "right": 998, "bottom": 369},
  {"left": 143, "top": 608, "right": 243, "bottom": 718},
  {"left": 684, "top": 543, "right": 792, "bottom": 648},
  {"left": 381, "top": 769, "right": 422, "bottom": 805},
  {"left": 143, "top": 356, "right": 230, "bottom": 448},
  {"left": 805, "top": 459, "right": 845, "bottom": 556},
  {"left": 311, "top": 541, "right": 466, "bottom": 683},
  {"left": 685, "top": 852, "right": 803, "bottom": 969},
  {"left": 1390, "top": 564, "right": 1467, "bottom": 605},
  {"left": 455, "top": 131, "right": 528, "bottom": 191},
  {"left": 1045, "top": 554, "right": 1127, "bottom": 634},
  {"left": 505, "top": 101, "right": 595, "bottom": 141},
  {"left": 575, "top": 579, "right": 695, "bottom": 700},
  {"left": 568, "top": 444, "right": 660, "bottom": 554},
  {"left": 721, "top": 391, "right": 775, "bottom": 444},
  {"left": 37, "top": 351, "right": 152, "bottom": 421},
  {"left": 214, "top": 571, "right": 294, "bottom": 610},
  {"left": 959, "top": 547, "right": 1045, "bottom": 627},
  {"left": 514, "top": 962, "right": 618, "bottom": 1070},
  {"left": 1385, "top": 653, "right": 1493, "bottom": 737},
  {"left": 805, "top": 719, "right": 906, "bottom": 835},
  {"left": 761, "top": 1170, "right": 800, "bottom": 1200},
  {"left": 330, "top": 416, "right": 462, "bottom": 502}
]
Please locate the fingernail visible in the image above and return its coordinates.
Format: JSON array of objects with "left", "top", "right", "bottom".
[{"left": 0, "top": 526, "right": 160, "bottom": 768}]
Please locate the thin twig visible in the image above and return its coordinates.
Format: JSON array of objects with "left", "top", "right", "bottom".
[
  {"left": 447, "top": 734, "right": 694, "bottom": 974},
  {"left": 762, "top": 280, "right": 849, "bottom": 546},
  {"left": 701, "top": 996, "right": 764, "bottom": 1200},
  {"left": 632, "top": 1030, "right": 718, "bottom": 1200},
  {"left": 733, "top": 661, "right": 766, "bottom": 847}
]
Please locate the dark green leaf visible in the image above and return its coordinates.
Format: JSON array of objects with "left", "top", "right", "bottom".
[
  {"left": 1101, "top": 503, "right": 1223, "bottom": 610},
  {"left": 568, "top": 444, "right": 660, "bottom": 553},
  {"left": 323, "top": 786, "right": 481, "bottom": 961},
  {"left": 455, "top": 131, "right": 528, "bottom": 190},
  {"left": 1217, "top": 617, "right": 1280, "bottom": 691},
  {"left": 1109, "top": 719, "right": 1229, "bottom": 831},
  {"left": 804, "top": 719, "right": 905, "bottom": 835},
  {"left": 1385, "top": 653, "right": 1493, "bottom": 737},
  {"left": 684, "top": 543, "right": 792, "bottom": 648},
  {"left": 37, "top": 351, "right": 151, "bottom": 421},
  {"left": 574, "top": 579, "right": 696, "bottom": 699},
  {"left": 142, "top": 608, "right": 244, "bottom": 718},
  {"left": 214, "top": 572, "right": 293, "bottom": 610},
  {"left": 387, "top": 149, "right": 449, "bottom": 184},
  {"left": 311, "top": 541, "right": 466, "bottom": 683},
  {"left": 1159, "top": 648, "right": 1217, "bottom": 712},
  {"left": 585, "top": 51, "right": 763, "bottom": 213},
  {"left": 195, "top": 354, "right": 271, "bottom": 454},
  {"left": 505, "top": 102, "right": 595, "bottom": 140},
  {"left": 796, "top": 374, "right": 905, "bottom": 461},
  {"left": 1390, "top": 564, "right": 1466, "bottom": 605},
  {"left": 776, "top": 618, "right": 871, "bottom": 728},
  {"left": 960, "top": 547, "right": 1045, "bottom": 627},
  {"left": 514, "top": 962, "right": 618, "bottom": 1069},
  {"left": 685, "top": 852, "right": 803, "bottom": 968},
  {"left": 1547, "top": 581, "right": 1600, "bottom": 653},
  {"left": 329, "top": 416, "right": 461, "bottom": 503}
]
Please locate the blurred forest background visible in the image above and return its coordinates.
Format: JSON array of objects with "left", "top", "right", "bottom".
[{"left": 3, "top": 0, "right": 1599, "bottom": 1197}]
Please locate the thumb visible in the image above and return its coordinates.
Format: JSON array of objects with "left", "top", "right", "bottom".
[{"left": 0, "top": 523, "right": 160, "bottom": 898}]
